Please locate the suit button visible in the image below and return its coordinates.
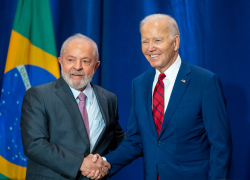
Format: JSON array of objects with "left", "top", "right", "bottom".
[
  {"left": 156, "top": 165, "right": 158, "bottom": 168},
  {"left": 158, "top": 141, "right": 162, "bottom": 145}
]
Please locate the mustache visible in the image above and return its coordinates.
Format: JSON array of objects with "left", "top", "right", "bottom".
[{"left": 69, "top": 71, "right": 85, "bottom": 76}]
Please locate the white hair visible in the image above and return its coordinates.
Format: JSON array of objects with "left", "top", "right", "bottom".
[
  {"left": 60, "top": 33, "right": 99, "bottom": 61},
  {"left": 140, "top": 14, "right": 180, "bottom": 40}
]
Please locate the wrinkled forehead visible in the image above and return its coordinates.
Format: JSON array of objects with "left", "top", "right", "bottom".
[
  {"left": 141, "top": 20, "right": 170, "bottom": 38},
  {"left": 63, "top": 39, "right": 95, "bottom": 55}
]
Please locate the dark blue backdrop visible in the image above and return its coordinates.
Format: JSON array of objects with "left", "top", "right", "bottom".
[{"left": 0, "top": 0, "right": 249, "bottom": 179}]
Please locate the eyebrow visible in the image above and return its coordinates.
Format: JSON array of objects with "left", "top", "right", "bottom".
[
  {"left": 66, "top": 55, "right": 76, "bottom": 58},
  {"left": 155, "top": 37, "right": 163, "bottom": 40},
  {"left": 141, "top": 37, "right": 164, "bottom": 41},
  {"left": 81, "top": 57, "right": 90, "bottom": 59},
  {"left": 66, "top": 55, "right": 91, "bottom": 60}
]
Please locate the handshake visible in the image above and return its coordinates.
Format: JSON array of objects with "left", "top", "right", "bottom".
[{"left": 80, "top": 154, "right": 111, "bottom": 180}]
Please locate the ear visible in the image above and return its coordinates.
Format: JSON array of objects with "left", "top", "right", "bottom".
[
  {"left": 173, "top": 35, "right": 180, "bottom": 51},
  {"left": 94, "top": 61, "right": 100, "bottom": 73},
  {"left": 58, "top": 57, "right": 62, "bottom": 65}
]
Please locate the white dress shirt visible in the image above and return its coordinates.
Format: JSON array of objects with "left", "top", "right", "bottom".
[
  {"left": 70, "top": 83, "right": 105, "bottom": 152},
  {"left": 152, "top": 55, "right": 181, "bottom": 112}
]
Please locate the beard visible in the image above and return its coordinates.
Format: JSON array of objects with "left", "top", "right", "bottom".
[{"left": 61, "top": 68, "right": 94, "bottom": 90}]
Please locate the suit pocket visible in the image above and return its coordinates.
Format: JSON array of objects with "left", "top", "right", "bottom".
[
  {"left": 177, "top": 100, "right": 195, "bottom": 108},
  {"left": 180, "top": 158, "right": 209, "bottom": 171}
]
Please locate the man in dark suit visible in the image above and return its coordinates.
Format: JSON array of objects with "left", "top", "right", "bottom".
[
  {"left": 85, "top": 14, "right": 232, "bottom": 180},
  {"left": 21, "top": 33, "right": 125, "bottom": 180}
]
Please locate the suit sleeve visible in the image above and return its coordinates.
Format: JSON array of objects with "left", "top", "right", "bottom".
[
  {"left": 111, "top": 95, "right": 126, "bottom": 149},
  {"left": 107, "top": 94, "right": 126, "bottom": 151},
  {"left": 202, "top": 74, "right": 232, "bottom": 179},
  {"left": 105, "top": 80, "right": 143, "bottom": 176},
  {"left": 21, "top": 87, "right": 84, "bottom": 178}
]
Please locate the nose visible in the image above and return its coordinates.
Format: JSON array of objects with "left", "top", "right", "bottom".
[
  {"left": 148, "top": 41, "right": 155, "bottom": 52},
  {"left": 73, "top": 59, "right": 83, "bottom": 70}
]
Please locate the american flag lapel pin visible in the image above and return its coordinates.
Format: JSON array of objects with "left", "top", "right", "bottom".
[{"left": 181, "top": 79, "right": 186, "bottom": 83}]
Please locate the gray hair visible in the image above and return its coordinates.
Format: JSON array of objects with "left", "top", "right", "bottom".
[
  {"left": 140, "top": 14, "right": 180, "bottom": 40},
  {"left": 60, "top": 33, "right": 99, "bottom": 61}
]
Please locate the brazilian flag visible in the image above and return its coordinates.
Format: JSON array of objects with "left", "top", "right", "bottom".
[{"left": 0, "top": 0, "right": 60, "bottom": 179}]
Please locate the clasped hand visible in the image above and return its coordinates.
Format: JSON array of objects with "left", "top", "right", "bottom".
[{"left": 80, "top": 154, "right": 110, "bottom": 180}]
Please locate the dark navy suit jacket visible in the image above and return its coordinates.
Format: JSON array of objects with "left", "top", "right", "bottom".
[
  {"left": 21, "top": 77, "right": 125, "bottom": 180},
  {"left": 105, "top": 61, "right": 232, "bottom": 180}
]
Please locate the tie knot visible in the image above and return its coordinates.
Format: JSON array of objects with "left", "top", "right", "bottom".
[
  {"left": 78, "top": 93, "right": 86, "bottom": 102},
  {"left": 158, "top": 73, "right": 166, "bottom": 81}
]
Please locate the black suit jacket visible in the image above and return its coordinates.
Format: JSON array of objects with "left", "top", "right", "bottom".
[{"left": 21, "top": 77, "right": 125, "bottom": 180}]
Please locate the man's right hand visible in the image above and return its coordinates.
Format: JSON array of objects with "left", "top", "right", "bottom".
[{"left": 80, "top": 154, "right": 111, "bottom": 179}]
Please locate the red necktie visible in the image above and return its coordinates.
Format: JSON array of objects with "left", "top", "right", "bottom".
[
  {"left": 153, "top": 73, "right": 166, "bottom": 135},
  {"left": 153, "top": 73, "right": 166, "bottom": 180}
]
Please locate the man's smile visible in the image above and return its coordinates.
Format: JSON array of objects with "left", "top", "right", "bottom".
[
  {"left": 70, "top": 74, "right": 84, "bottom": 79},
  {"left": 150, "top": 54, "right": 159, "bottom": 58}
]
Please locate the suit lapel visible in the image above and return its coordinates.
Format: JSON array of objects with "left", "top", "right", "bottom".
[
  {"left": 91, "top": 84, "right": 108, "bottom": 153},
  {"left": 159, "top": 61, "right": 191, "bottom": 138},
  {"left": 55, "top": 77, "right": 90, "bottom": 148},
  {"left": 145, "top": 68, "right": 159, "bottom": 138}
]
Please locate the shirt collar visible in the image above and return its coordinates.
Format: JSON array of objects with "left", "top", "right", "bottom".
[
  {"left": 69, "top": 83, "right": 93, "bottom": 104},
  {"left": 155, "top": 54, "right": 181, "bottom": 82}
]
